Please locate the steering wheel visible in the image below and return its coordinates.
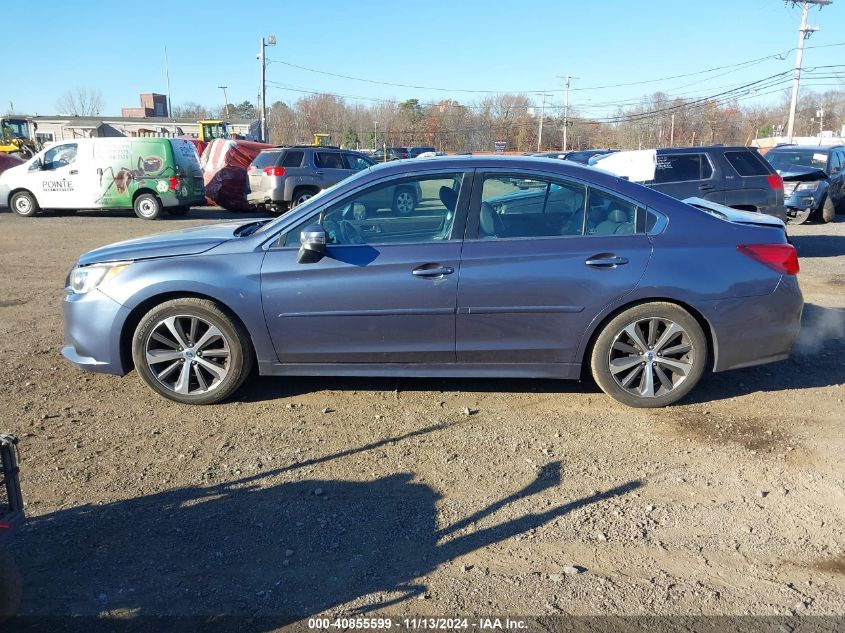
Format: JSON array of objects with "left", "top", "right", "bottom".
[{"left": 339, "top": 220, "right": 364, "bottom": 245}]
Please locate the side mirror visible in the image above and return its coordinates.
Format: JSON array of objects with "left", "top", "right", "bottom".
[
  {"left": 831, "top": 166, "right": 841, "bottom": 174},
  {"left": 297, "top": 224, "right": 327, "bottom": 264},
  {"left": 28, "top": 158, "right": 43, "bottom": 172}
]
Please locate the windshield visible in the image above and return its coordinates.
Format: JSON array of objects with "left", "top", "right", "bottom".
[
  {"left": 203, "top": 123, "right": 230, "bottom": 140},
  {"left": 2, "top": 119, "right": 29, "bottom": 141},
  {"left": 766, "top": 149, "right": 827, "bottom": 172},
  {"left": 254, "top": 165, "right": 375, "bottom": 234}
]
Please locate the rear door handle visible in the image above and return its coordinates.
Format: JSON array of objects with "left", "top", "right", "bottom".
[
  {"left": 412, "top": 264, "right": 454, "bottom": 278},
  {"left": 585, "top": 255, "right": 629, "bottom": 268}
]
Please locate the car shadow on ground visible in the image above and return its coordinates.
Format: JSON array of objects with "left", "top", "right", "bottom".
[
  {"left": 791, "top": 231, "right": 845, "bottom": 259},
  {"left": 238, "top": 304, "right": 844, "bottom": 407},
  {"left": 2, "top": 427, "right": 642, "bottom": 627}
]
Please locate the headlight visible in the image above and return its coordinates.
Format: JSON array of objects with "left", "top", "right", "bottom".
[
  {"left": 794, "top": 181, "right": 821, "bottom": 192},
  {"left": 67, "top": 261, "right": 132, "bottom": 294}
]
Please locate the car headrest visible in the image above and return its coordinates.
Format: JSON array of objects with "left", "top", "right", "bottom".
[
  {"left": 479, "top": 202, "right": 495, "bottom": 236},
  {"left": 607, "top": 208, "right": 629, "bottom": 223},
  {"left": 439, "top": 186, "right": 458, "bottom": 212}
]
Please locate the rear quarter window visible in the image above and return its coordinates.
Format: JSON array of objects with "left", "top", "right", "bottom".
[{"left": 725, "top": 150, "right": 770, "bottom": 176}]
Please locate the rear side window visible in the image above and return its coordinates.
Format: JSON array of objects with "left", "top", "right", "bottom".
[
  {"left": 725, "top": 150, "right": 769, "bottom": 176},
  {"left": 651, "top": 154, "right": 704, "bottom": 183},
  {"left": 586, "top": 190, "right": 638, "bottom": 236},
  {"left": 281, "top": 151, "right": 304, "bottom": 168},
  {"left": 252, "top": 151, "right": 280, "bottom": 170},
  {"left": 315, "top": 152, "right": 344, "bottom": 169}
]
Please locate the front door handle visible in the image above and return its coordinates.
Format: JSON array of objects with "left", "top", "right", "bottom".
[
  {"left": 412, "top": 264, "right": 455, "bottom": 278},
  {"left": 69, "top": 170, "right": 78, "bottom": 175},
  {"left": 314, "top": 170, "right": 324, "bottom": 176},
  {"left": 585, "top": 255, "right": 629, "bottom": 268}
]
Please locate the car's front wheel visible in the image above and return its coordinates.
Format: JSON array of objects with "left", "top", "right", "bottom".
[
  {"left": 590, "top": 302, "right": 707, "bottom": 408},
  {"left": 132, "top": 298, "right": 254, "bottom": 405},
  {"left": 820, "top": 196, "right": 836, "bottom": 223}
]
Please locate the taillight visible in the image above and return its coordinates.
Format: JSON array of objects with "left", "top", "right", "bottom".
[
  {"left": 737, "top": 243, "right": 799, "bottom": 275},
  {"left": 263, "top": 167, "right": 285, "bottom": 177},
  {"left": 767, "top": 173, "right": 783, "bottom": 190},
  {"left": 168, "top": 177, "right": 179, "bottom": 191}
]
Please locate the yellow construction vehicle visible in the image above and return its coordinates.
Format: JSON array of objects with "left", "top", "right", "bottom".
[
  {"left": 313, "top": 133, "right": 332, "bottom": 146},
  {"left": 198, "top": 120, "right": 231, "bottom": 142},
  {"left": 0, "top": 116, "right": 39, "bottom": 158}
]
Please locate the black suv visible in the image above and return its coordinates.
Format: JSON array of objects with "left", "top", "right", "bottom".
[
  {"left": 595, "top": 146, "right": 786, "bottom": 221},
  {"left": 246, "top": 146, "right": 375, "bottom": 213},
  {"left": 764, "top": 144, "right": 845, "bottom": 224}
]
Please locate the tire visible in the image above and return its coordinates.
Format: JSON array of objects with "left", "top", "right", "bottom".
[
  {"left": 291, "top": 189, "right": 316, "bottom": 208},
  {"left": 166, "top": 205, "right": 190, "bottom": 216},
  {"left": 10, "top": 190, "right": 38, "bottom": 217},
  {"left": 131, "top": 298, "right": 254, "bottom": 405},
  {"left": 392, "top": 187, "right": 417, "bottom": 215},
  {"left": 134, "top": 193, "right": 163, "bottom": 220},
  {"left": 590, "top": 302, "right": 708, "bottom": 408},
  {"left": 820, "top": 196, "right": 835, "bottom": 223}
]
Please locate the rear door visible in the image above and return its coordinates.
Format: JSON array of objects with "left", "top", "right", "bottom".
[
  {"left": 456, "top": 171, "right": 652, "bottom": 366},
  {"left": 247, "top": 150, "right": 282, "bottom": 193},
  {"left": 313, "top": 151, "right": 351, "bottom": 188},
  {"left": 828, "top": 150, "right": 845, "bottom": 209},
  {"left": 647, "top": 152, "right": 723, "bottom": 204}
]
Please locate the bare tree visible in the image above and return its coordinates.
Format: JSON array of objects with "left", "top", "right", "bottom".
[{"left": 55, "top": 87, "right": 104, "bottom": 116}]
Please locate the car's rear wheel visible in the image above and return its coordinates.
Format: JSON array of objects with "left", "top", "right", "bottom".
[
  {"left": 291, "top": 189, "right": 316, "bottom": 208},
  {"left": 591, "top": 302, "right": 707, "bottom": 408},
  {"left": 10, "top": 191, "right": 38, "bottom": 217},
  {"left": 134, "top": 193, "right": 162, "bottom": 220},
  {"left": 132, "top": 298, "right": 253, "bottom": 405},
  {"left": 820, "top": 196, "right": 835, "bottom": 223},
  {"left": 393, "top": 187, "right": 417, "bottom": 215}
]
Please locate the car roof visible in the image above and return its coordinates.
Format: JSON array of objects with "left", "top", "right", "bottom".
[
  {"left": 769, "top": 145, "right": 841, "bottom": 152},
  {"left": 657, "top": 146, "right": 756, "bottom": 153}
]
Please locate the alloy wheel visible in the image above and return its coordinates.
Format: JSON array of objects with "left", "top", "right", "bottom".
[
  {"left": 607, "top": 317, "right": 695, "bottom": 399},
  {"left": 395, "top": 191, "right": 414, "bottom": 214},
  {"left": 144, "top": 315, "right": 231, "bottom": 396}
]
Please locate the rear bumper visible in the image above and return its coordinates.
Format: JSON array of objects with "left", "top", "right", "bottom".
[
  {"left": 703, "top": 275, "right": 803, "bottom": 372},
  {"left": 61, "top": 289, "right": 131, "bottom": 376},
  {"left": 247, "top": 187, "right": 286, "bottom": 205}
]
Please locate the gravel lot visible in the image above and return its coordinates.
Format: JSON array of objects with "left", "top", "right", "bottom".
[{"left": 0, "top": 208, "right": 843, "bottom": 625}]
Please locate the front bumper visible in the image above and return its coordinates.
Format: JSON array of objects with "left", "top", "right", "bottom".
[
  {"left": 703, "top": 275, "right": 803, "bottom": 372},
  {"left": 61, "top": 288, "right": 131, "bottom": 376}
]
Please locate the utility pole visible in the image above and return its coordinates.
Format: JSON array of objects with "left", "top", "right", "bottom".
[
  {"left": 373, "top": 120, "right": 378, "bottom": 150},
  {"left": 536, "top": 93, "right": 551, "bottom": 152},
  {"left": 556, "top": 75, "right": 575, "bottom": 151},
  {"left": 259, "top": 35, "right": 276, "bottom": 143},
  {"left": 163, "top": 46, "right": 174, "bottom": 133},
  {"left": 817, "top": 107, "right": 825, "bottom": 136},
  {"left": 786, "top": 0, "right": 831, "bottom": 143},
  {"left": 218, "top": 86, "right": 230, "bottom": 119},
  {"left": 670, "top": 113, "right": 675, "bottom": 147}
]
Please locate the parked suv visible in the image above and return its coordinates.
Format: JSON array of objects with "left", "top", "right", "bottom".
[
  {"left": 764, "top": 145, "right": 845, "bottom": 224},
  {"left": 371, "top": 147, "right": 410, "bottom": 162},
  {"left": 246, "top": 146, "right": 375, "bottom": 213},
  {"left": 594, "top": 146, "right": 786, "bottom": 221}
]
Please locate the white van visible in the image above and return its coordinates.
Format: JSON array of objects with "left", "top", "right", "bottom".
[{"left": 0, "top": 137, "right": 205, "bottom": 220}]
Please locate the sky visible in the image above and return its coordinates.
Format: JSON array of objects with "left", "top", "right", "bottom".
[{"left": 3, "top": 0, "right": 844, "bottom": 119}]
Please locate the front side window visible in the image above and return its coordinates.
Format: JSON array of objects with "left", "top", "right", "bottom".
[
  {"left": 284, "top": 172, "right": 463, "bottom": 247},
  {"left": 478, "top": 175, "right": 586, "bottom": 239},
  {"left": 344, "top": 153, "right": 374, "bottom": 170},
  {"left": 42, "top": 143, "right": 78, "bottom": 171},
  {"left": 651, "top": 154, "right": 704, "bottom": 183}
]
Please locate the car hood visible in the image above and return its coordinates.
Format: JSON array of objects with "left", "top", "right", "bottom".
[
  {"left": 778, "top": 167, "right": 828, "bottom": 182},
  {"left": 77, "top": 220, "right": 256, "bottom": 266}
]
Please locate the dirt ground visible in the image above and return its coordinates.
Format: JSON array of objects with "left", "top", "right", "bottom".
[{"left": 0, "top": 207, "right": 843, "bottom": 627}]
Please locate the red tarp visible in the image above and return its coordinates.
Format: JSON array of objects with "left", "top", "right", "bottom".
[
  {"left": 0, "top": 153, "right": 25, "bottom": 175},
  {"left": 200, "top": 139, "right": 272, "bottom": 211}
]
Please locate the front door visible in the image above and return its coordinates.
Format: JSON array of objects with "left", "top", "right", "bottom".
[
  {"left": 457, "top": 172, "right": 651, "bottom": 365},
  {"left": 32, "top": 142, "right": 91, "bottom": 209},
  {"left": 260, "top": 171, "right": 470, "bottom": 364}
]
